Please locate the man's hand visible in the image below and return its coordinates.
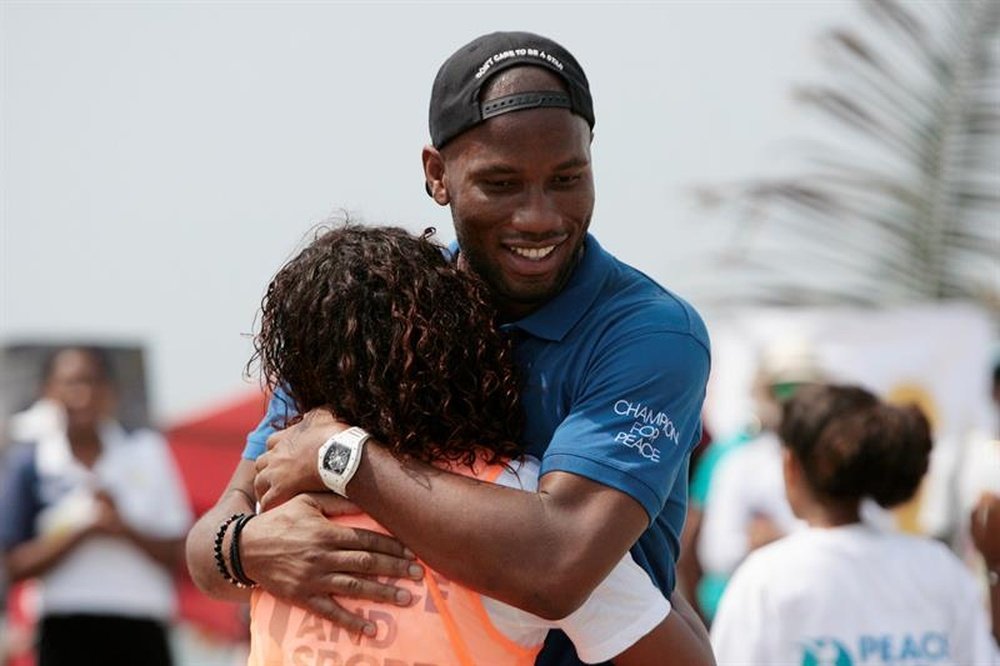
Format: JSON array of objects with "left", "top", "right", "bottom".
[
  {"left": 240, "top": 492, "right": 424, "bottom": 636},
  {"left": 255, "top": 409, "right": 349, "bottom": 509}
]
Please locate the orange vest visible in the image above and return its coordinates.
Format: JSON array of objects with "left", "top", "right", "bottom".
[{"left": 247, "top": 461, "right": 539, "bottom": 666}]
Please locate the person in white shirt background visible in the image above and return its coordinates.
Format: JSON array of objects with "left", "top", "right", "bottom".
[
  {"left": 0, "top": 347, "right": 193, "bottom": 666},
  {"left": 694, "top": 339, "right": 822, "bottom": 622},
  {"left": 711, "top": 383, "right": 998, "bottom": 666}
]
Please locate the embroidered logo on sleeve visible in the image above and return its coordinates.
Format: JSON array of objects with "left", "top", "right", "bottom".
[{"left": 611, "top": 399, "right": 681, "bottom": 463}]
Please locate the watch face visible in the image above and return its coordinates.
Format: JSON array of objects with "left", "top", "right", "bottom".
[{"left": 323, "top": 442, "right": 352, "bottom": 476}]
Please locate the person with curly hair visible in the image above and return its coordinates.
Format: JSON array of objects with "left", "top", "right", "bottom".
[
  {"left": 711, "top": 384, "right": 998, "bottom": 665},
  {"left": 252, "top": 224, "right": 523, "bottom": 473},
  {"left": 218, "top": 224, "right": 709, "bottom": 665}
]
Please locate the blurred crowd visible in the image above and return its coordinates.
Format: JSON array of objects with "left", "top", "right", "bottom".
[
  {"left": 677, "top": 341, "right": 1000, "bottom": 661},
  {"left": 0, "top": 342, "right": 998, "bottom": 665}
]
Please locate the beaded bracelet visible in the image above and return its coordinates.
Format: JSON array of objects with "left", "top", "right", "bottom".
[
  {"left": 228, "top": 513, "right": 257, "bottom": 588},
  {"left": 213, "top": 514, "right": 242, "bottom": 586}
]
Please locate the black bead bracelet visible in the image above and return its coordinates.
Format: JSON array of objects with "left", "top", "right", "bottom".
[
  {"left": 214, "top": 513, "right": 256, "bottom": 589},
  {"left": 228, "top": 513, "right": 257, "bottom": 588},
  {"left": 213, "top": 514, "right": 242, "bottom": 586}
]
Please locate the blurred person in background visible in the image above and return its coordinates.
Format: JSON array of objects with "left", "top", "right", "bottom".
[
  {"left": 960, "top": 359, "right": 1000, "bottom": 643},
  {"left": 972, "top": 492, "right": 1000, "bottom": 644},
  {"left": 690, "top": 339, "right": 822, "bottom": 623},
  {"left": 0, "top": 387, "right": 65, "bottom": 666},
  {"left": 0, "top": 347, "right": 193, "bottom": 666},
  {"left": 711, "top": 384, "right": 998, "bottom": 665}
]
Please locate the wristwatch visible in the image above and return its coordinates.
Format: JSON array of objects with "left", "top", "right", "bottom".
[{"left": 317, "top": 426, "right": 371, "bottom": 497}]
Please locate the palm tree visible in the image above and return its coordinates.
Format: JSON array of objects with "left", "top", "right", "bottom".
[{"left": 693, "top": 0, "right": 1000, "bottom": 316}]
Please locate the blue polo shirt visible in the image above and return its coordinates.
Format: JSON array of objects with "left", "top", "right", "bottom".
[{"left": 243, "top": 234, "right": 711, "bottom": 666}]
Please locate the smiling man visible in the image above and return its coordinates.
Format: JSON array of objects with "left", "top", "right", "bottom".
[
  {"left": 187, "top": 31, "right": 712, "bottom": 666},
  {"left": 430, "top": 64, "right": 595, "bottom": 320}
]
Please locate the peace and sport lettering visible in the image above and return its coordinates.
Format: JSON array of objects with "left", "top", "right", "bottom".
[{"left": 265, "top": 574, "right": 451, "bottom": 666}]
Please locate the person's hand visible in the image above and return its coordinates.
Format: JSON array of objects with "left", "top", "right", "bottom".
[
  {"left": 90, "top": 490, "right": 127, "bottom": 537},
  {"left": 971, "top": 492, "right": 1000, "bottom": 570},
  {"left": 747, "top": 513, "right": 784, "bottom": 551},
  {"left": 240, "top": 492, "right": 424, "bottom": 636},
  {"left": 255, "top": 408, "right": 349, "bottom": 510}
]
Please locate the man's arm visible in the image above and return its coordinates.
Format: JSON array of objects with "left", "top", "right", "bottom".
[
  {"left": 357, "top": 445, "right": 649, "bottom": 620},
  {"left": 255, "top": 420, "right": 648, "bottom": 619},
  {"left": 185, "top": 459, "right": 425, "bottom": 633},
  {"left": 255, "top": 329, "right": 709, "bottom": 620}
]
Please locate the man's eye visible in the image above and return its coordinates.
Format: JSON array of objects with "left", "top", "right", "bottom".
[
  {"left": 552, "top": 174, "right": 581, "bottom": 187},
  {"left": 483, "top": 179, "right": 515, "bottom": 190}
]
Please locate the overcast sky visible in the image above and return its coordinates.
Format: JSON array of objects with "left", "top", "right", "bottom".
[{"left": 2, "top": 1, "right": 853, "bottom": 422}]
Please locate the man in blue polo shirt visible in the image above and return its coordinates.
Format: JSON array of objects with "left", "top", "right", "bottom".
[{"left": 186, "top": 31, "right": 711, "bottom": 665}]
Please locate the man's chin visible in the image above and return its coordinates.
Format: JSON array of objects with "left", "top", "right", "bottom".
[{"left": 499, "top": 280, "right": 562, "bottom": 310}]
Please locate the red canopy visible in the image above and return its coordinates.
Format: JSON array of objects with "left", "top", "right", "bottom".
[{"left": 166, "top": 391, "right": 268, "bottom": 641}]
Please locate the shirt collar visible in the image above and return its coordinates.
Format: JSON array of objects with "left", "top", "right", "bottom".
[{"left": 448, "top": 234, "right": 610, "bottom": 342}]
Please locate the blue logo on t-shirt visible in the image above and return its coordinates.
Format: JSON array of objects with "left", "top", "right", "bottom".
[
  {"left": 801, "top": 638, "right": 853, "bottom": 666},
  {"left": 800, "top": 633, "right": 950, "bottom": 665}
]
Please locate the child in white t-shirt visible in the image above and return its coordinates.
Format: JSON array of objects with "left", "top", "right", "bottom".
[{"left": 711, "top": 384, "right": 998, "bottom": 666}]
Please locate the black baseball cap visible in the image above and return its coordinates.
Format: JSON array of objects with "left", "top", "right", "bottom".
[{"left": 428, "top": 31, "right": 595, "bottom": 149}]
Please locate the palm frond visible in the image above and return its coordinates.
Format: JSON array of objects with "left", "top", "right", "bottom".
[{"left": 692, "top": 0, "right": 1000, "bottom": 317}]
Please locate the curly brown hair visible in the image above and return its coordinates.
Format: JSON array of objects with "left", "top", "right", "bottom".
[{"left": 251, "top": 224, "right": 523, "bottom": 469}]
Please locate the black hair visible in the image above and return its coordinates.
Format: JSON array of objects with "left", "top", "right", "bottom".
[
  {"left": 40, "top": 346, "right": 115, "bottom": 386},
  {"left": 779, "top": 384, "right": 932, "bottom": 508}
]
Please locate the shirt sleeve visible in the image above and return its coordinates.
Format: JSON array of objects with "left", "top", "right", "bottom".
[
  {"left": 481, "top": 515, "right": 670, "bottom": 663},
  {"left": 242, "top": 387, "right": 297, "bottom": 461},
  {"left": 555, "top": 555, "right": 671, "bottom": 663},
  {"left": 484, "top": 457, "right": 670, "bottom": 661},
  {"left": 540, "top": 330, "right": 710, "bottom": 521},
  {"left": 0, "top": 443, "right": 42, "bottom": 551}
]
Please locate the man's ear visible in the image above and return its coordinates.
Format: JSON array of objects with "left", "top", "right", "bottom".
[{"left": 422, "top": 145, "right": 450, "bottom": 206}]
